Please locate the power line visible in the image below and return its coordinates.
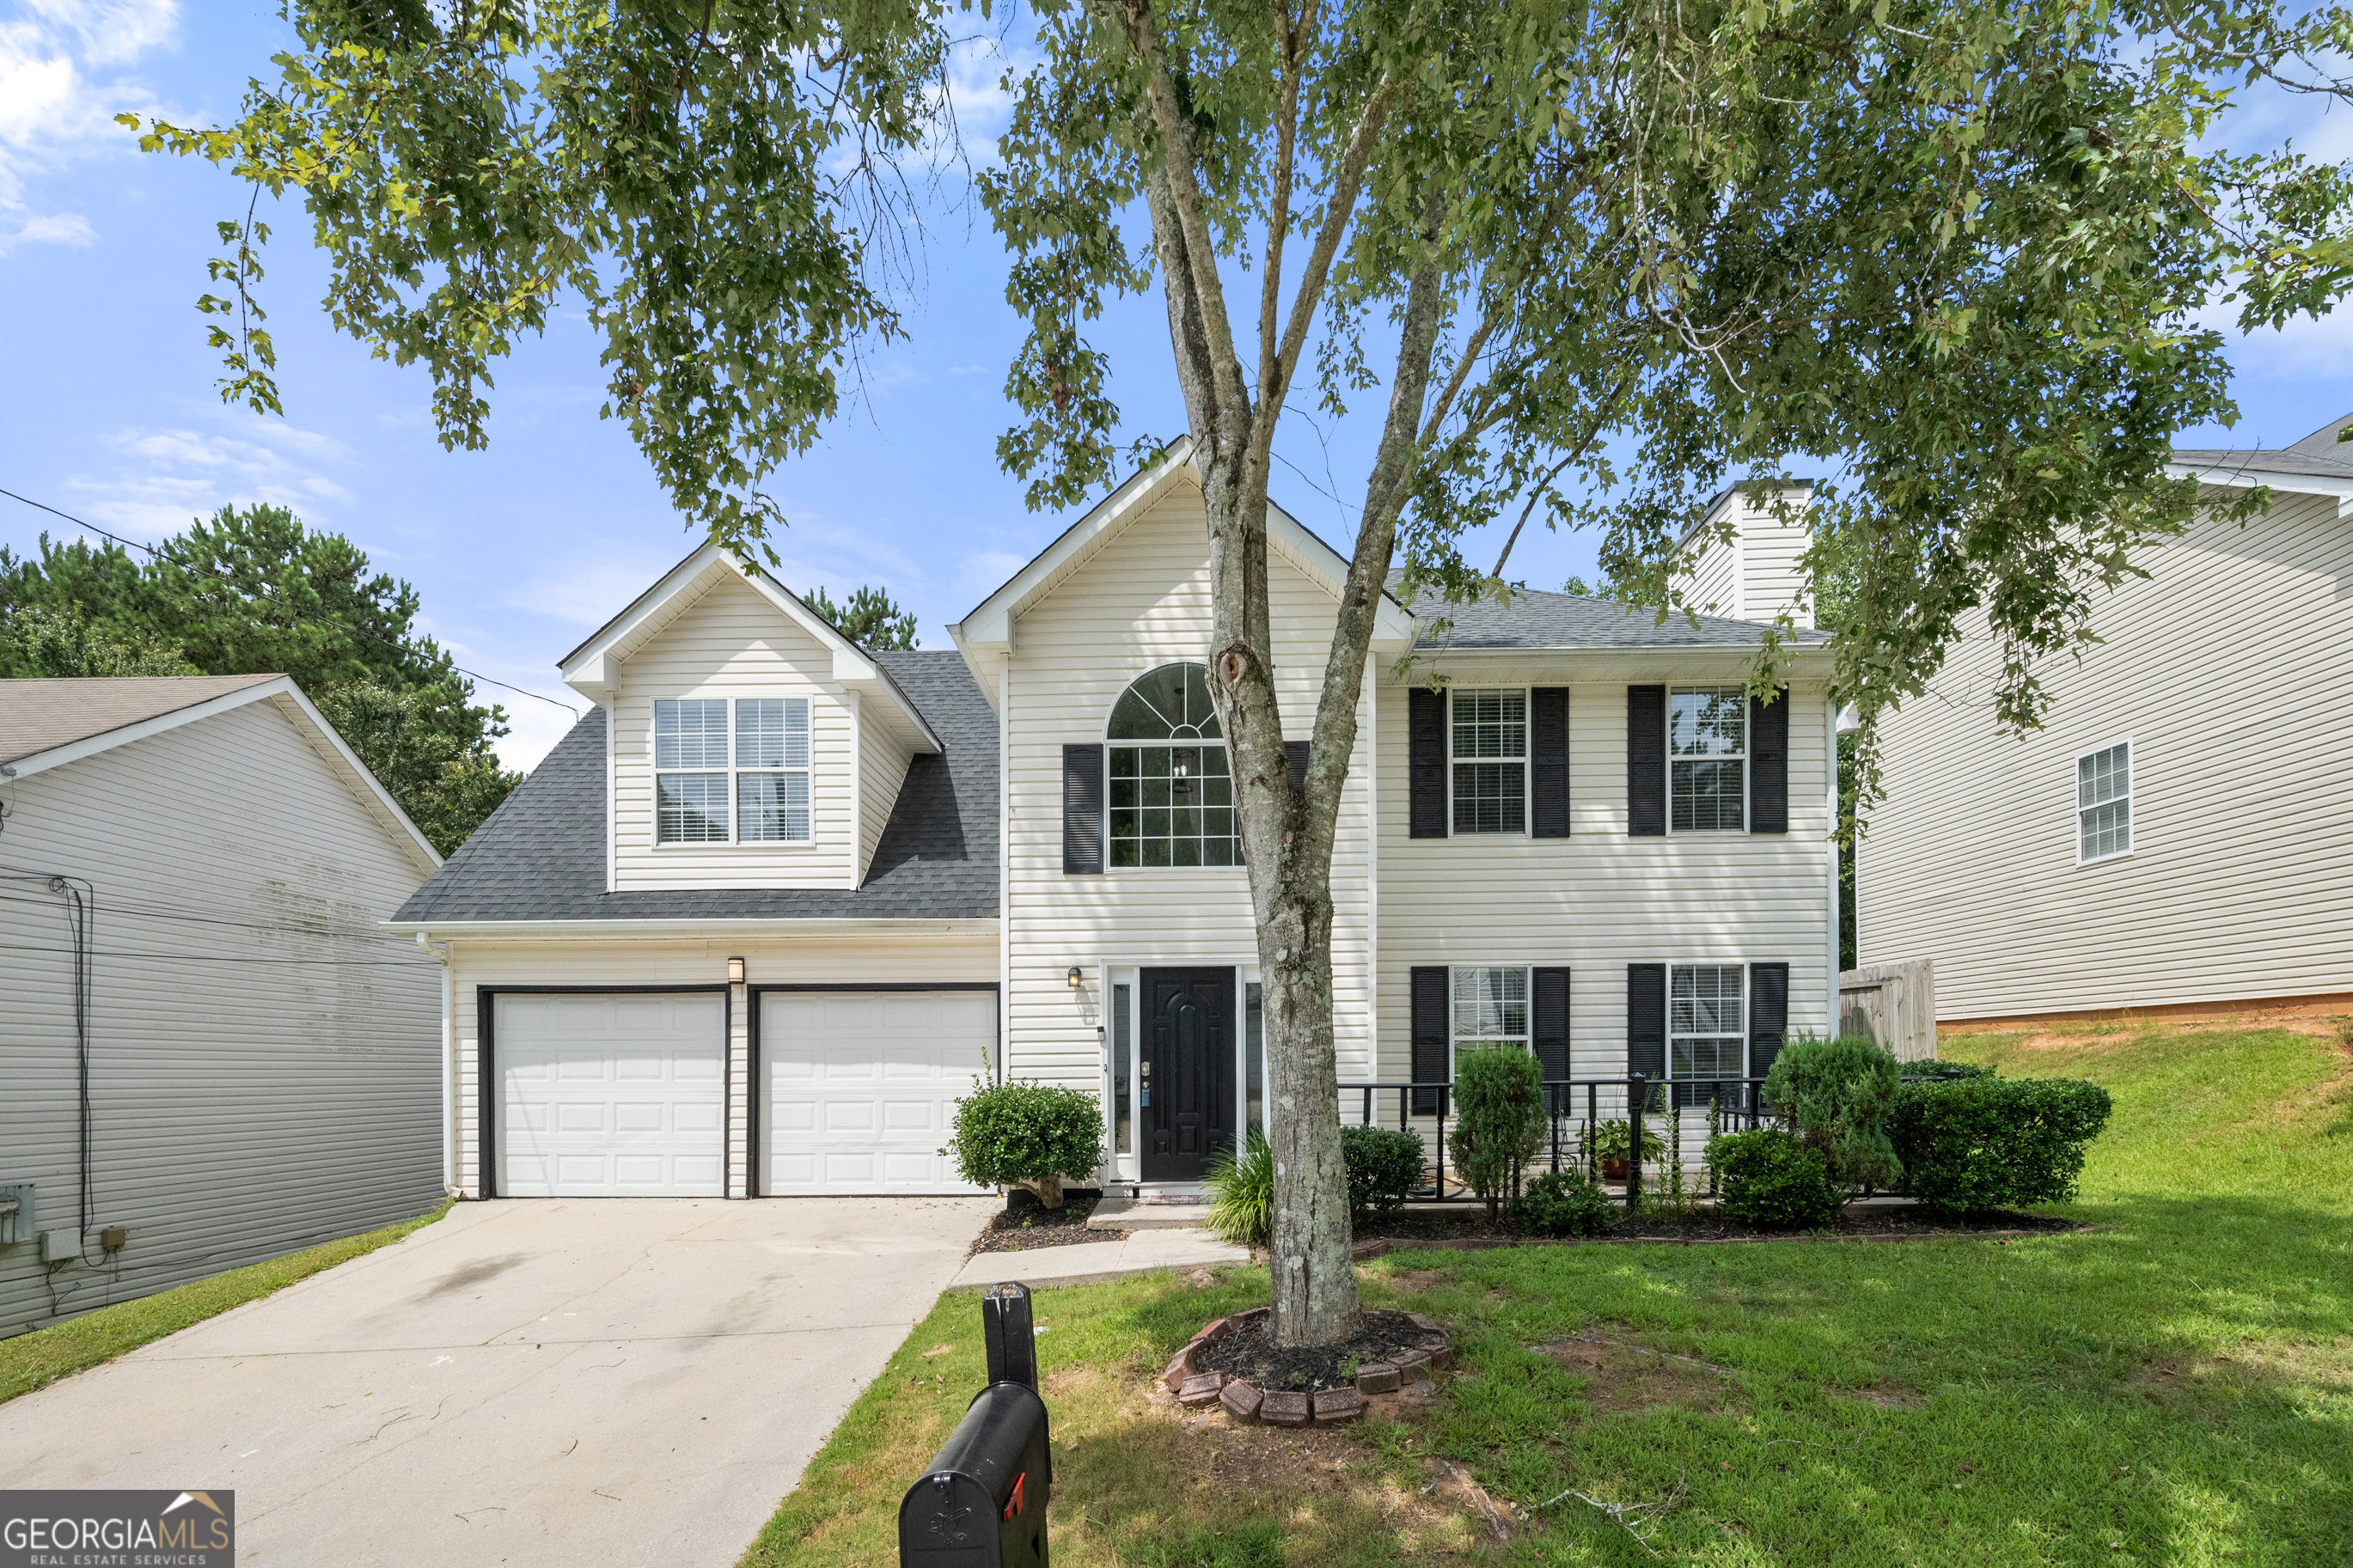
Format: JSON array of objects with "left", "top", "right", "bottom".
[
  {"left": 0, "top": 485, "right": 579, "bottom": 717},
  {"left": 0, "top": 887, "right": 391, "bottom": 944},
  {"left": 3, "top": 942, "right": 435, "bottom": 967}
]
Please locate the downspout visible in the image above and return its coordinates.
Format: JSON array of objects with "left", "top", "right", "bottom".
[{"left": 417, "top": 930, "right": 455, "bottom": 1195}]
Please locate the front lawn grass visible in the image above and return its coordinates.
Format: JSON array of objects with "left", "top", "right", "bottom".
[
  {"left": 0, "top": 1199, "right": 452, "bottom": 1405},
  {"left": 745, "top": 1022, "right": 2351, "bottom": 1565}
]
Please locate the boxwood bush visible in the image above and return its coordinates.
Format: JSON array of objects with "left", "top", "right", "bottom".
[
  {"left": 1513, "top": 1168, "right": 1617, "bottom": 1235},
  {"left": 1705, "top": 1128, "right": 1843, "bottom": 1229},
  {"left": 943, "top": 1079, "right": 1103, "bottom": 1208},
  {"left": 1448, "top": 1047, "right": 1549, "bottom": 1217},
  {"left": 1341, "top": 1125, "right": 1425, "bottom": 1222},
  {"left": 1764, "top": 1034, "right": 1905, "bottom": 1190},
  {"left": 1892, "top": 1071, "right": 2113, "bottom": 1213}
]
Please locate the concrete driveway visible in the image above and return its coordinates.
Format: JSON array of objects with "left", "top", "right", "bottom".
[{"left": 0, "top": 1196, "right": 994, "bottom": 1566}]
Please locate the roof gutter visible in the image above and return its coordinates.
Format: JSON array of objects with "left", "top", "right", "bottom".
[{"left": 383, "top": 916, "right": 1001, "bottom": 943}]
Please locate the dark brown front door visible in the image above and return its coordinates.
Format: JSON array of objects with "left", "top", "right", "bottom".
[{"left": 1141, "top": 967, "right": 1234, "bottom": 1182}]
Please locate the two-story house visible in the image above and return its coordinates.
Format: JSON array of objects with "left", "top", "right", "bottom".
[
  {"left": 1857, "top": 412, "right": 2353, "bottom": 1027},
  {"left": 390, "top": 442, "right": 1839, "bottom": 1199}
]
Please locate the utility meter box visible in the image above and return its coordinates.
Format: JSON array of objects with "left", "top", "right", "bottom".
[{"left": 0, "top": 1185, "right": 34, "bottom": 1247}]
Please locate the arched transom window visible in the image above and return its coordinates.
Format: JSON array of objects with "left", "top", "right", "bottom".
[{"left": 1108, "top": 662, "right": 1238, "bottom": 867}]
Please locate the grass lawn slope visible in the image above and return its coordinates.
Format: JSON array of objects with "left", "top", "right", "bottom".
[{"left": 745, "top": 1022, "right": 2351, "bottom": 1566}]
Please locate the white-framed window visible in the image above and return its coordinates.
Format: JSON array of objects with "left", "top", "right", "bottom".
[
  {"left": 655, "top": 696, "right": 810, "bottom": 844},
  {"left": 1670, "top": 963, "right": 1745, "bottom": 1081},
  {"left": 2077, "top": 741, "right": 2131, "bottom": 863},
  {"left": 1669, "top": 686, "right": 1745, "bottom": 832},
  {"left": 1108, "top": 662, "right": 1238, "bottom": 868},
  {"left": 1451, "top": 689, "right": 1527, "bottom": 834},
  {"left": 1451, "top": 965, "right": 1530, "bottom": 1071}
]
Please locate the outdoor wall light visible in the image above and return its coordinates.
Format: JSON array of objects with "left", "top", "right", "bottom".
[
  {"left": 728, "top": 956, "right": 746, "bottom": 985},
  {"left": 1066, "top": 966, "right": 1084, "bottom": 990}
]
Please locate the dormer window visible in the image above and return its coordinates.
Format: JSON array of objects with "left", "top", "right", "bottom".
[
  {"left": 1108, "top": 662, "right": 1238, "bottom": 868},
  {"left": 656, "top": 697, "right": 810, "bottom": 845}
]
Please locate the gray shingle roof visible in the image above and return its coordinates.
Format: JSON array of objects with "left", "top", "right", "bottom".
[
  {"left": 1389, "top": 575, "right": 1830, "bottom": 649},
  {"left": 2174, "top": 411, "right": 2353, "bottom": 482},
  {"left": 391, "top": 650, "right": 997, "bottom": 924},
  {"left": 1, "top": 674, "right": 282, "bottom": 766}
]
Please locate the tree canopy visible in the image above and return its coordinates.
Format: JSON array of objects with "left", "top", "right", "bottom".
[
  {"left": 805, "top": 583, "right": 920, "bottom": 648},
  {"left": 0, "top": 505, "right": 517, "bottom": 855}
]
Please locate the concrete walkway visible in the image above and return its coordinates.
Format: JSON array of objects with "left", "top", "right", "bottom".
[
  {"left": 0, "top": 1196, "right": 993, "bottom": 1568},
  {"left": 948, "top": 1227, "right": 1249, "bottom": 1292}
]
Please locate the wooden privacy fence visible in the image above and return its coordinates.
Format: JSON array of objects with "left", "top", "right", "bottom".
[{"left": 1839, "top": 958, "right": 1938, "bottom": 1061}]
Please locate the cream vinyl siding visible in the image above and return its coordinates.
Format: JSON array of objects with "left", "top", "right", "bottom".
[
  {"left": 610, "top": 571, "right": 891, "bottom": 891},
  {"left": 0, "top": 697, "right": 440, "bottom": 1335},
  {"left": 1376, "top": 673, "right": 1837, "bottom": 1085},
  {"left": 857, "top": 694, "right": 912, "bottom": 882},
  {"left": 1860, "top": 487, "right": 2353, "bottom": 1019},
  {"left": 1001, "top": 482, "right": 1377, "bottom": 1097},
  {"left": 1676, "top": 490, "right": 1813, "bottom": 627},
  {"left": 443, "top": 930, "right": 996, "bottom": 1199}
]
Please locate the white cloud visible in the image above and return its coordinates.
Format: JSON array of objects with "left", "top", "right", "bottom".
[
  {"left": 0, "top": 0, "right": 176, "bottom": 243},
  {"left": 54, "top": 420, "right": 355, "bottom": 538}
]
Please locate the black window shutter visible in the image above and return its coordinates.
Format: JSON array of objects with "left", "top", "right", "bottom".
[
  {"left": 1750, "top": 688, "right": 1788, "bottom": 834},
  {"left": 1531, "top": 687, "right": 1569, "bottom": 838},
  {"left": 1285, "top": 739, "right": 1311, "bottom": 794},
  {"left": 1627, "top": 963, "right": 1666, "bottom": 1081},
  {"left": 1627, "top": 685, "right": 1665, "bottom": 836},
  {"left": 1410, "top": 965, "right": 1449, "bottom": 1115},
  {"left": 1532, "top": 967, "right": 1571, "bottom": 1083},
  {"left": 1749, "top": 962, "right": 1789, "bottom": 1081},
  {"left": 1061, "top": 743, "right": 1103, "bottom": 875},
  {"left": 1409, "top": 687, "right": 1447, "bottom": 838}
]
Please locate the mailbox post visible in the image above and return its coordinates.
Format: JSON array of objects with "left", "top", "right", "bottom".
[{"left": 898, "top": 1283, "right": 1053, "bottom": 1566}]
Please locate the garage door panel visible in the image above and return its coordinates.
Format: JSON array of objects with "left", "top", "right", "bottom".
[
  {"left": 763, "top": 991, "right": 996, "bottom": 1196},
  {"left": 498, "top": 994, "right": 725, "bottom": 1198}
]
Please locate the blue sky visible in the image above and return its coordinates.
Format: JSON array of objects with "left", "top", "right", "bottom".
[{"left": 8, "top": 2, "right": 2353, "bottom": 770}]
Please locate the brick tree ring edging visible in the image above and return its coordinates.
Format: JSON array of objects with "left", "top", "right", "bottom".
[{"left": 1164, "top": 1306, "right": 1452, "bottom": 1425}]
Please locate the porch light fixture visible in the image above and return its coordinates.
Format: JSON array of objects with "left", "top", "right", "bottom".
[
  {"left": 728, "top": 956, "right": 746, "bottom": 985},
  {"left": 1066, "top": 966, "right": 1084, "bottom": 990}
]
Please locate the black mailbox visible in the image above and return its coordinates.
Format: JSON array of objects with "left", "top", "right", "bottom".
[{"left": 898, "top": 1283, "right": 1053, "bottom": 1567}]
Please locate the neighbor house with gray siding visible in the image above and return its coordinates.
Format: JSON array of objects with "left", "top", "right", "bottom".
[
  {"left": 392, "top": 440, "right": 1839, "bottom": 1200},
  {"left": 1, "top": 675, "right": 443, "bottom": 1335},
  {"left": 1856, "top": 413, "right": 2353, "bottom": 1025}
]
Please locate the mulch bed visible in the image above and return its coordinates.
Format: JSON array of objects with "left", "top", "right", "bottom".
[
  {"left": 1350, "top": 1200, "right": 2078, "bottom": 1255},
  {"left": 966, "top": 1189, "right": 1125, "bottom": 1256},
  {"left": 1190, "top": 1308, "right": 1434, "bottom": 1395}
]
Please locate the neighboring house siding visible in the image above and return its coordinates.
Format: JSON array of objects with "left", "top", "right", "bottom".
[
  {"left": 1374, "top": 673, "right": 1838, "bottom": 1086},
  {"left": 1859, "top": 488, "right": 2353, "bottom": 1018},
  {"left": 608, "top": 572, "right": 872, "bottom": 893},
  {"left": 0, "top": 698, "right": 439, "bottom": 1335},
  {"left": 1001, "top": 481, "right": 1378, "bottom": 1095},
  {"left": 858, "top": 694, "right": 913, "bottom": 883},
  {"left": 446, "top": 932, "right": 997, "bottom": 1199}
]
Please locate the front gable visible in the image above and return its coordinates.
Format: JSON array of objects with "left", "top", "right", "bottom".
[{"left": 570, "top": 548, "right": 938, "bottom": 894}]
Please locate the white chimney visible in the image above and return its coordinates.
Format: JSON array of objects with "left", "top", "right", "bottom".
[{"left": 1672, "top": 481, "right": 1814, "bottom": 628}]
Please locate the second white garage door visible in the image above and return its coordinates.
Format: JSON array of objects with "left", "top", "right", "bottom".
[
  {"left": 762, "top": 990, "right": 996, "bottom": 1195},
  {"left": 498, "top": 993, "right": 726, "bottom": 1198}
]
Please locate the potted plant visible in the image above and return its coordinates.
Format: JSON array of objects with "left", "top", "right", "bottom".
[{"left": 1588, "top": 1117, "right": 1656, "bottom": 1181}]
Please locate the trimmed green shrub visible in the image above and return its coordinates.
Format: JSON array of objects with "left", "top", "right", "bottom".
[
  {"left": 1765, "top": 1034, "right": 1904, "bottom": 1190},
  {"left": 1513, "top": 1168, "right": 1617, "bottom": 1235},
  {"left": 1892, "top": 1075, "right": 2114, "bottom": 1212},
  {"left": 1706, "top": 1128, "right": 1843, "bottom": 1229},
  {"left": 1341, "top": 1125, "right": 1425, "bottom": 1222},
  {"left": 1204, "top": 1129, "right": 1274, "bottom": 1245},
  {"left": 1590, "top": 1117, "right": 1659, "bottom": 1163},
  {"left": 1448, "top": 1047, "right": 1548, "bottom": 1217},
  {"left": 943, "top": 1079, "right": 1103, "bottom": 1208}
]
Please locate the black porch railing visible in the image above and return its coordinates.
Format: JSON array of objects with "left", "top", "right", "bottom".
[{"left": 1334, "top": 1075, "right": 1775, "bottom": 1208}]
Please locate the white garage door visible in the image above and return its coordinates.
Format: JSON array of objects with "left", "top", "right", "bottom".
[
  {"left": 498, "top": 994, "right": 726, "bottom": 1197},
  {"left": 763, "top": 991, "right": 996, "bottom": 1195}
]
